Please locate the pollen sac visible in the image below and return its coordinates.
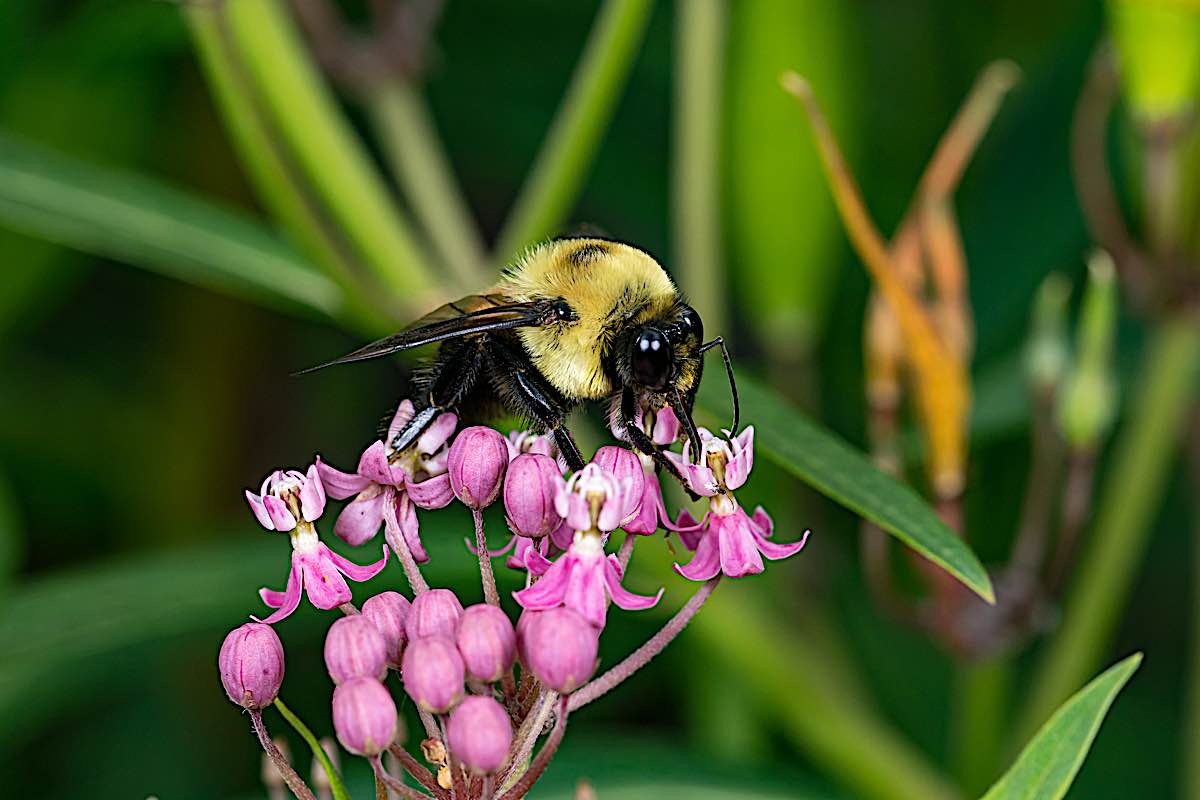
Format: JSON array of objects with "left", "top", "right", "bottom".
[
  {"left": 324, "top": 615, "right": 388, "bottom": 685},
  {"left": 517, "top": 607, "right": 599, "bottom": 694},
  {"left": 448, "top": 426, "right": 509, "bottom": 509},
  {"left": 504, "top": 453, "right": 565, "bottom": 538},
  {"left": 332, "top": 677, "right": 398, "bottom": 756},
  {"left": 219, "top": 622, "right": 285, "bottom": 709},
  {"left": 362, "top": 591, "right": 411, "bottom": 669},
  {"left": 446, "top": 696, "right": 514, "bottom": 774},
  {"left": 401, "top": 635, "right": 466, "bottom": 714},
  {"left": 456, "top": 604, "right": 517, "bottom": 683},
  {"left": 405, "top": 588, "right": 464, "bottom": 640}
]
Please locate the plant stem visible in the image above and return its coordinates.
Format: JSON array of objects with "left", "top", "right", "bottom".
[
  {"left": 473, "top": 508, "right": 501, "bottom": 606},
  {"left": 499, "top": 689, "right": 556, "bottom": 789},
  {"left": 493, "top": 0, "right": 654, "bottom": 261},
  {"left": 569, "top": 576, "right": 719, "bottom": 711},
  {"left": 221, "top": 0, "right": 439, "bottom": 311},
  {"left": 950, "top": 658, "right": 1011, "bottom": 795},
  {"left": 671, "top": 0, "right": 726, "bottom": 337},
  {"left": 388, "top": 743, "right": 448, "bottom": 798},
  {"left": 616, "top": 531, "right": 637, "bottom": 573},
  {"left": 384, "top": 504, "right": 431, "bottom": 594},
  {"left": 274, "top": 699, "right": 353, "bottom": 800},
  {"left": 371, "top": 754, "right": 436, "bottom": 800},
  {"left": 250, "top": 709, "right": 317, "bottom": 800},
  {"left": 1015, "top": 317, "right": 1200, "bottom": 744},
  {"left": 496, "top": 696, "right": 569, "bottom": 800},
  {"left": 368, "top": 81, "right": 487, "bottom": 289}
]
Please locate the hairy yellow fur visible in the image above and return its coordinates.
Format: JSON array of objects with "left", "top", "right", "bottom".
[{"left": 499, "top": 239, "right": 679, "bottom": 399}]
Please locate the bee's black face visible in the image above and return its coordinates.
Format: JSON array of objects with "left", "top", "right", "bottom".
[
  {"left": 678, "top": 305, "right": 703, "bottom": 343},
  {"left": 631, "top": 328, "right": 673, "bottom": 390}
]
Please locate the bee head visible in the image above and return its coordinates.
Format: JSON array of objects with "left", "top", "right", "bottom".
[{"left": 624, "top": 305, "right": 703, "bottom": 392}]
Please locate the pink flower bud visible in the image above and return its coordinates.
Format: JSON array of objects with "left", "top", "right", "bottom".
[
  {"left": 405, "top": 589, "right": 464, "bottom": 640},
  {"left": 362, "top": 591, "right": 411, "bottom": 668},
  {"left": 591, "top": 446, "right": 646, "bottom": 523},
  {"left": 456, "top": 604, "right": 517, "bottom": 683},
  {"left": 219, "top": 623, "right": 285, "bottom": 709},
  {"left": 446, "top": 696, "right": 513, "bottom": 774},
  {"left": 332, "top": 677, "right": 397, "bottom": 756},
  {"left": 401, "top": 635, "right": 465, "bottom": 713},
  {"left": 517, "top": 608, "right": 598, "bottom": 694},
  {"left": 503, "top": 453, "right": 565, "bottom": 538},
  {"left": 324, "top": 616, "right": 388, "bottom": 685},
  {"left": 448, "top": 426, "right": 509, "bottom": 509}
]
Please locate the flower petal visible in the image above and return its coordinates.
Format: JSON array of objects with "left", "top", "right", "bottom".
[
  {"left": 725, "top": 427, "right": 755, "bottom": 490},
  {"left": 299, "top": 464, "right": 326, "bottom": 521},
  {"left": 604, "top": 555, "right": 663, "bottom": 611},
  {"left": 672, "top": 509, "right": 706, "bottom": 551},
  {"left": 756, "top": 528, "right": 810, "bottom": 561},
  {"left": 333, "top": 486, "right": 386, "bottom": 546},
  {"left": 245, "top": 490, "right": 275, "bottom": 530},
  {"left": 523, "top": 544, "right": 555, "bottom": 576},
  {"left": 716, "top": 512, "right": 764, "bottom": 578},
  {"left": 386, "top": 399, "right": 416, "bottom": 441},
  {"left": 262, "top": 495, "right": 297, "bottom": 531},
  {"left": 549, "top": 520, "right": 574, "bottom": 550},
  {"left": 406, "top": 473, "right": 453, "bottom": 510},
  {"left": 316, "top": 457, "right": 371, "bottom": 500},
  {"left": 395, "top": 492, "right": 428, "bottom": 563},
  {"left": 418, "top": 411, "right": 457, "bottom": 454},
  {"left": 513, "top": 556, "right": 572, "bottom": 610},
  {"left": 359, "top": 441, "right": 406, "bottom": 487},
  {"left": 299, "top": 548, "right": 353, "bottom": 609},
  {"left": 254, "top": 558, "right": 303, "bottom": 624},
  {"left": 563, "top": 554, "right": 608, "bottom": 628},
  {"left": 673, "top": 529, "right": 722, "bottom": 581},
  {"left": 322, "top": 542, "right": 389, "bottom": 582}
]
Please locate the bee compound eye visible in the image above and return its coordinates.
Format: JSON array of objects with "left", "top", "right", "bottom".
[
  {"left": 679, "top": 306, "right": 703, "bottom": 340},
  {"left": 631, "top": 329, "right": 673, "bottom": 390}
]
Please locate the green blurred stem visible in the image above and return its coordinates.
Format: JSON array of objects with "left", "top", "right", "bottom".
[
  {"left": 275, "top": 698, "right": 353, "bottom": 800},
  {"left": 1187, "top": 436, "right": 1200, "bottom": 800},
  {"left": 1016, "top": 316, "right": 1200, "bottom": 744},
  {"left": 1142, "top": 120, "right": 1185, "bottom": 257},
  {"left": 951, "top": 658, "right": 1012, "bottom": 795},
  {"left": 184, "top": 5, "right": 389, "bottom": 334},
  {"left": 493, "top": 0, "right": 654, "bottom": 261},
  {"left": 368, "top": 81, "right": 487, "bottom": 288},
  {"left": 672, "top": 0, "right": 726, "bottom": 335},
  {"left": 221, "top": 0, "right": 439, "bottom": 312}
]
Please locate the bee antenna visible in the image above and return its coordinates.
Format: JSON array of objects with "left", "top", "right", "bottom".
[{"left": 699, "top": 337, "right": 740, "bottom": 434}]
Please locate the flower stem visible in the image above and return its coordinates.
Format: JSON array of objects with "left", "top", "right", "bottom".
[
  {"left": 498, "top": 688, "right": 556, "bottom": 789},
  {"left": 249, "top": 709, "right": 318, "bottom": 800},
  {"left": 387, "top": 743, "right": 448, "bottom": 799},
  {"left": 496, "top": 696, "right": 569, "bottom": 800},
  {"left": 274, "top": 699, "right": 352, "bottom": 800},
  {"left": 474, "top": 508, "right": 500, "bottom": 606},
  {"left": 370, "top": 754, "right": 436, "bottom": 800},
  {"left": 617, "top": 531, "right": 637, "bottom": 573},
  {"left": 569, "top": 576, "right": 720, "bottom": 711},
  {"left": 385, "top": 519, "right": 430, "bottom": 594}
]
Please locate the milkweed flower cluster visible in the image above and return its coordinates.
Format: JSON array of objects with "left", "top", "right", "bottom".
[{"left": 218, "top": 400, "right": 809, "bottom": 799}]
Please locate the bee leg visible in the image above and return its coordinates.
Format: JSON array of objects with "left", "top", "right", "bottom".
[
  {"left": 620, "top": 388, "right": 701, "bottom": 501},
  {"left": 390, "top": 338, "right": 487, "bottom": 454},
  {"left": 486, "top": 339, "right": 586, "bottom": 471}
]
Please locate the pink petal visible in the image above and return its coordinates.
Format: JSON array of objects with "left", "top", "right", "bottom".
[
  {"left": 300, "top": 464, "right": 326, "bottom": 521},
  {"left": 562, "top": 493, "right": 593, "bottom": 533},
  {"left": 725, "top": 427, "right": 755, "bottom": 490},
  {"left": 652, "top": 407, "right": 680, "bottom": 445},
  {"left": 549, "top": 520, "right": 574, "bottom": 550},
  {"left": 386, "top": 399, "right": 416, "bottom": 441},
  {"left": 673, "top": 530, "right": 721, "bottom": 581},
  {"left": 358, "top": 441, "right": 406, "bottom": 487},
  {"left": 682, "top": 463, "right": 720, "bottom": 497},
  {"left": 716, "top": 513, "right": 764, "bottom": 578},
  {"left": 322, "top": 542, "right": 389, "bottom": 582},
  {"left": 755, "top": 528, "right": 810, "bottom": 561},
  {"left": 748, "top": 506, "right": 774, "bottom": 538},
  {"left": 464, "top": 532, "right": 516, "bottom": 558},
  {"left": 254, "top": 558, "right": 303, "bottom": 624},
  {"left": 333, "top": 487, "right": 386, "bottom": 546},
  {"left": 512, "top": 556, "right": 572, "bottom": 610},
  {"left": 523, "top": 545, "right": 555, "bottom": 576},
  {"left": 246, "top": 490, "right": 275, "bottom": 530},
  {"left": 316, "top": 457, "right": 372, "bottom": 500},
  {"left": 299, "top": 548, "right": 353, "bottom": 609},
  {"left": 394, "top": 492, "right": 428, "bottom": 563},
  {"left": 563, "top": 555, "right": 608, "bottom": 628},
  {"left": 406, "top": 473, "right": 453, "bottom": 510},
  {"left": 672, "top": 509, "right": 706, "bottom": 551},
  {"left": 263, "top": 495, "right": 297, "bottom": 531},
  {"left": 604, "top": 555, "right": 662, "bottom": 611},
  {"left": 418, "top": 412, "right": 457, "bottom": 454}
]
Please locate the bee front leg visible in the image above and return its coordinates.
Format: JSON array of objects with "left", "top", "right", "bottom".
[{"left": 620, "top": 387, "right": 701, "bottom": 501}]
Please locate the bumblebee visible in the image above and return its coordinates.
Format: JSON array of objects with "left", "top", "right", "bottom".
[{"left": 304, "top": 237, "right": 737, "bottom": 483}]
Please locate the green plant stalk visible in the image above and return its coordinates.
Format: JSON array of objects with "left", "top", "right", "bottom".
[
  {"left": 368, "top": 81, "right": 488, "bottom": 289},
  {"left": 1187, "top": 501, "right": 1200, "bottom": 800},
  {"left": 1016, "top": 316, "right": 1200, "bottom": 744},
  {"left": 493, "top": 0, "right": 654, "bottom": 261},
  {"left": 274, "top": 698, "right": 352, "bottom": 800},
  {"left": 221, "top": 0, "right": 439, "bottom": 311},
  {"left": 951, "top": 657, "right": 1012, "bottom": 795},
  {"left": 184, "top": 6, "right": 389, "bottom": 334}
]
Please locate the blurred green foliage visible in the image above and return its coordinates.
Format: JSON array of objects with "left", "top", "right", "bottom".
[{"left": 0, "top": 0, "right": 1186, "bottom": 798}]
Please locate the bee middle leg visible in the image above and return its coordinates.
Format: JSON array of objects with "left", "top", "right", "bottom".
[{"left": 486, "top": 340, "right": 587, "bottom": 471}]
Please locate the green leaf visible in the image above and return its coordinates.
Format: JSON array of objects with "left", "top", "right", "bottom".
[
  {"left": 696, "top": 373, "right": 994, "bottom": 602},
  {"left": 0, "top": 131, "right": 343, "bottom": 318},
  {"left": 275, "top": 698, "right": 352, "bottom": 800},
  {"left": 981, "top": 653, "right": 1142, "bottom": 800}
]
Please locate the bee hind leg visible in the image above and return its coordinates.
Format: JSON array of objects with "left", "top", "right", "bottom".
[
  {"left": 486, "top": 340, "right": 586, "bottom": 471},
  {"left": 389, "top": 337, "right": 487, "bottom": 455}
]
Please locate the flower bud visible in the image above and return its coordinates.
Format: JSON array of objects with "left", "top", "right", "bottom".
[
  {"left": 324, "top": 615, "right": 388, "bottom": 685},
  {"left": 401, "top": 635, "right": 465, "bottom": 713},
  {"left": 456, "top": 604, "right": 517, "bottom": 683},
  {"left": 446, "top": 696, "right": 513, "bottom": 774},
  {"left": 504, "top": 453, "right": 565, "bottom": 538},
  {"left": 362, "top": 591, "right": 411, "bottom": 668},
  {"left": 591, "top": 446, "right": 646, "bottom": 523},
  {"left": 405, "top": 589, "right": 464, "bottom": 640},
  {"left": 219, "top": 622, "right": 285, "bottom": 709},
  {"left": 447, "top": 426, "right": 509, "bottom": 509},
  {"left": 517, "top": 608, "right": 598, "bottom": 694},
  {"left": 332, "top": 677, "right": 397, "bottom": 756}
]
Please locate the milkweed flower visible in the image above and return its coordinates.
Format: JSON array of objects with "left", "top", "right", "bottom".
[
  {"left": 607, "top": 406, "right": 682, "bottom": 535},
  {"left": 219, "top": 622, "right": 284, "bottom": 709},
  {"left": 554, "top": 463, "right": 633, "bottom": 534},
  {"left": 317, "top": 400, "right": 456, "bottom": 562},
  {"left": 668, "top": 427, "right": 810, "bottom": 580},
  {"left": 505, "top": 429, "right": 558, "bottom": 460},
  {"left": 247, "top": 466, "right": 389, "bottom": 624}
]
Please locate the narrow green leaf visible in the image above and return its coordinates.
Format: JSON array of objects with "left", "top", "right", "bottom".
[
  {"left": 0, "top": 467, "right": 21, "bottom": 601},
  {"left": 696, "top": 374, "right": 994, "bottom": 602},
  {"left": 275, "top": 698, "right": 352, "bottom": 800},
  {"left": 982, "top": 653, "right": 1142, "bottom": 800},
  {"left": 0, "top": 131, "right": 343, "bottom": 318}
]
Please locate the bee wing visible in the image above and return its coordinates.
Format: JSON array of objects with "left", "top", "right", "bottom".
[{"left": 296, "top": 297, "right": 556, "bottom": 374}]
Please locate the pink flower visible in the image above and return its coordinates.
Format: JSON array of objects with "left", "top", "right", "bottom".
[
  {"left": 245, "top": 466, "right": 326, "bottom": 531},
  {"left": 555, "top": 463, "right": 632, "bottom": 534},
  {"left": 667, "top": 426, "right": 755, "bottom": 497},
  {"left": 591, "top": 446, "right": 645, "bottom": 525},
  {"left": 674, "top": 502, "right": 808, "bottom": 580},
  {"left": 610, "top": 403, "right": 681, "bottom": 446},
  {"left": 255, "top": 525, "right": 389, "bottom": 624},
  {"left": 317, "top": 400, "right": 456, "bottom": 562},
  {"left": 513, "top": 531, "right": 662, "bottom": 629},
  {"left": 505, "top": 429, "right": 558, "bottom": 460}
]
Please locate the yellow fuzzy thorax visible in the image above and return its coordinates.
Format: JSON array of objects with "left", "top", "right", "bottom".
[{"left": 500, "top": 239, "right": 679, "bottom": 399}]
